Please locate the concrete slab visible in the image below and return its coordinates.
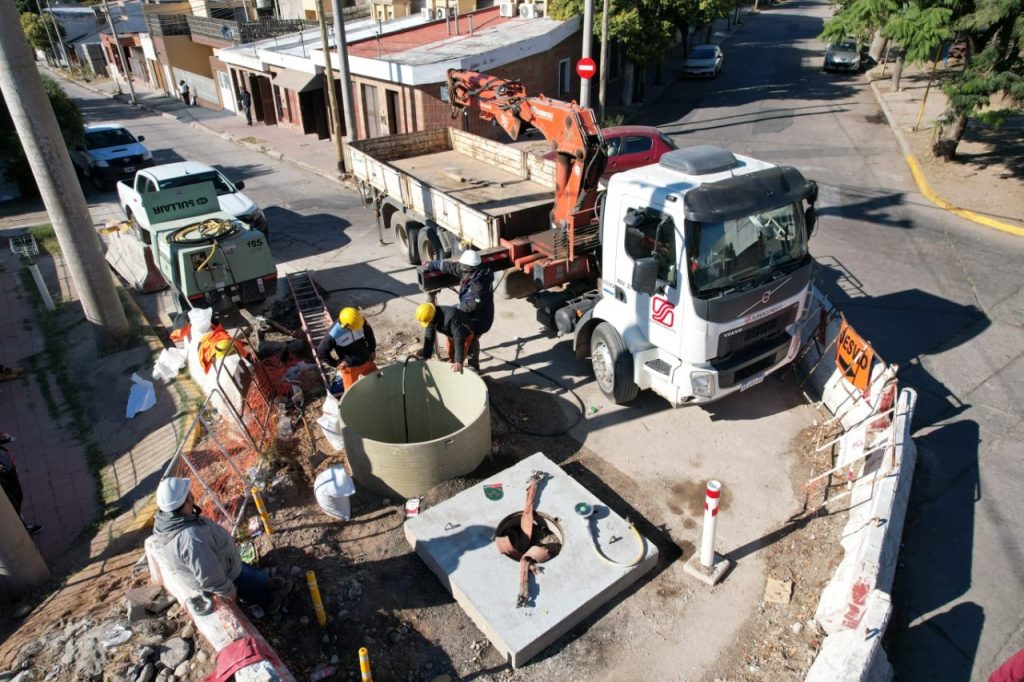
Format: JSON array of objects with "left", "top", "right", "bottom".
[
  {"left": 684, "top": 552, "right": 731, "bottom": 587},
  {"left": 404, "top": 452, "right": 659, "bottom": 668}
]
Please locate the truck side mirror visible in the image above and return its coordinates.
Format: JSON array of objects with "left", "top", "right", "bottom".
[
  {"left": 632, "top": 257, "right": 659, "bottom": 295},
  {"left": 234, "top": 180, "right": 245, "bottom": 190},
  {"left": 137, "top": 135, "right": 145, "bottom": 142},
  {"left": 804, "top": 206, "right": 817, "bottom": 238}
]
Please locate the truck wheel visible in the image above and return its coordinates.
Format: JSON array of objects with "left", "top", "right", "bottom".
[
  {"left": 417, "top": 226, "right": 444, "bottom": 263},
  {"left": 590, "top": 322, "right": 639, "bottom": 404},
  {"left": 395, "top": 222, "right": 421, "bottom": 265}
]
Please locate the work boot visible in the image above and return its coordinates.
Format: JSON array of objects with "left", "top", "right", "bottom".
[
  {"left": 0, "top": 366, "right": 23, "bottom": 382},
  {"left": 25, "top": 524, "right": 43, "bottom": 536},
  {"left": 266, "top": 579, "right": 293, "bottom": 615}
]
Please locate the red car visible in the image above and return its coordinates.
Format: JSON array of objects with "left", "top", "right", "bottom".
[
  {"left": 544, "top": 125, "right": 678, "bottom": 177},
  {"left": 602, "top": 125, "right": 678, "bottom": 175}
]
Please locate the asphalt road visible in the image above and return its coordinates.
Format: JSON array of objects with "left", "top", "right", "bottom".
[
  {"left": 633, "top": 0, "right": 1024, "bottom": 678},
  {"left": 52, "top": 0, "right": 1024, "bottom": 675}
]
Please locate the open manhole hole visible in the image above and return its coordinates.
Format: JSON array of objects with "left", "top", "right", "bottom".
[{"left": 496, "top": 511, "right": 564, "bottom": 560}]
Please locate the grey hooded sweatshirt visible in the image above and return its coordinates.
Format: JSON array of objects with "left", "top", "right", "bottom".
[{"left": 153, "top": 509, "right": 241, "bottom": 597}]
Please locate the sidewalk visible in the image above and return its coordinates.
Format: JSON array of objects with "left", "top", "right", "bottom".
[{"left": 865, "top": 62, "right": 1024, "bottom": 234}]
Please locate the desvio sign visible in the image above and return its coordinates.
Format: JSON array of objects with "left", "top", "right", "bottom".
[{"left": 141, "top": 181, "right": 219, "bottom": 226}]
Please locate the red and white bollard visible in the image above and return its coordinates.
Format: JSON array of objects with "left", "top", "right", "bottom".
[
  {"left": 700, "top": 480, "right": 722, "bottom": 568},
  {"left": 685, "top": 479, "right": 731, "bottom": 586}
]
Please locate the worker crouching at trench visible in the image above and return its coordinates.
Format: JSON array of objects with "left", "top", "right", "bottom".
[
  {"left": 317, "top": 307, "right": 378, "bottom": 391},
  {"left": 416, "top": 302, "right": 478, "bottom": 372},
  {"left": 420, "top": 250, "right": 494, "bottom": 367}
]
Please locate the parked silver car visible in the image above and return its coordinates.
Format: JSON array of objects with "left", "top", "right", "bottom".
[
  {"left": 823, "top": 38, "right": 862, "bottom": 72},
  {"left": 683, "top": 44, "right": 724, "bottom": 78}
]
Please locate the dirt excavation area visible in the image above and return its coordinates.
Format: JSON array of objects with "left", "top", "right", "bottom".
[{"left": 0, "top": 297, "right": 855, "bottom": 682}]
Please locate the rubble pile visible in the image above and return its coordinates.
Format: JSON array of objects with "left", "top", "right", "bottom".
[{"left": 1, "top": 587, "right": 213, "bottom": 682}]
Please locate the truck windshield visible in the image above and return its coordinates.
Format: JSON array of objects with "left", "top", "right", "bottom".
[
  {"left": 688, "top": 203, "right": 807, "bottom": 297},
  {"left": 159, "top": 171, "right": 235, "bottom": 196},
  {"left": 85, "top": 128, "right": 135, "bottom": 149}
]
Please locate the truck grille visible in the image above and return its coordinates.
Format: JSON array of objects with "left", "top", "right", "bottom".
[
  {"left": 115, "top": 154, "right": 144, "bottom": 167},
  {"left": 714, "top": 303, "right": 798, "bottom": 362}
]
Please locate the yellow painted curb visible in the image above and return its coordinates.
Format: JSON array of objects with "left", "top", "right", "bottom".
[
  {"left": 125, "top": 496, "right": 158, "bottom": 532},
  {"left": 906, "top": 155, "right": 1024, "bottom": 238}
]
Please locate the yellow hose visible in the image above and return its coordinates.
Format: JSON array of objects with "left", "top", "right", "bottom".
[
  {"left": 589, "top": 521, "right": 645, "bottom": 568},
  {"left": 195, "top": 240, "right": 218, "bottom": 272}
]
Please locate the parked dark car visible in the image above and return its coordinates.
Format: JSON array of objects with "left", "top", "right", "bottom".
[
  {"left": 70, "top": 124, "right": 154, "bottom": 191},
  {"left": 823, "top": 38, "right": 862, "bottom": 72}
]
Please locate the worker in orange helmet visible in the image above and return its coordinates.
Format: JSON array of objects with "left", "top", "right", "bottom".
[{"left": 317, "top": 307, "right": 377, "bottom": 391}]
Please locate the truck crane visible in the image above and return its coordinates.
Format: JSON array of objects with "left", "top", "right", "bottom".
[{"left": 349, "top": 69, "right": 820, "bottom": 405}]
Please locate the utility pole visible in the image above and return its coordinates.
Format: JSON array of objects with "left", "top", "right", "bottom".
[
  {"left": 580, "top": 0, "right": 594, "bottom": 108},
  {"left": 100, "top": 0, "right": 136, "bottom": 105},
  {"left": 331, "top": 0, "right": 357, "bottom": 146},
  {"left": 38, "top": 0, "right": 71, "bottom": 68},
  {"left": 0, "top": 1, "right": 131, "bottom": 349},
  {"left": 597, "top": 0, "right": 609, "bottom": 121},
  {"left": 315, "top": 0, "right": 344, "bottom": 172},
  {"left": 33, "top": 0, "right": 64, "bottom": 68},
  {"left": 0, "top": 492, "right": 49, "bottom": 599}
]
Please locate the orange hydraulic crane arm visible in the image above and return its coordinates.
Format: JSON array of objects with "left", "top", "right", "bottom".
[{"left": 446, "top": 69, "right": 607, "bottom": 256}]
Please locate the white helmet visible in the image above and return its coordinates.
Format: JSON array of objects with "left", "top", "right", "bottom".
[
  {"left": 458, "top": 250, "right": 482, "bottom": 268},
  {"left": 157, "top": 477, "right": 192, "bottom": 512}
]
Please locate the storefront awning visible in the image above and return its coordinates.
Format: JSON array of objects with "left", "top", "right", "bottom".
[{"left": 271, "top": 70, "right": 321, "bottom": 93}]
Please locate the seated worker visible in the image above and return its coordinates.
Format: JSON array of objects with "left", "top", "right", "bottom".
[
  {"left": 416, "top": 302, "right": 477, "bottom": 372},
  {"left": 152, "top": 477, "right": 291, "bottom": 613},
  {"left": 316, "top": 307, "right": 377, "bottom": 391}
]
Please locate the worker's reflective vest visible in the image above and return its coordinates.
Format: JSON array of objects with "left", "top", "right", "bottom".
[{"left": 328, "top": 323, "right": 364, "bottom": 346}]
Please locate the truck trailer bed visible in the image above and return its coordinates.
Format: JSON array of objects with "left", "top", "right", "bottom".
[{"left": 350, "top": 127, "right": 555, "bottom": 249}]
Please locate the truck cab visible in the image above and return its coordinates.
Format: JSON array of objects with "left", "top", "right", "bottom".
[{"left": 577, "top": 145, "right": 817, "bottom": 405}]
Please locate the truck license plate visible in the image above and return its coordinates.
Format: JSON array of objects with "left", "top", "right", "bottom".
[
  {"left": 740, "top": 374, "right": 765, "bottom": 391},
  {"left": 124, "top": 166, "right": 135, "bottom": 174}
]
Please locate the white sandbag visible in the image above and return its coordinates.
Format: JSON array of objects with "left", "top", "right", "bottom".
[
  {"left": 316, "top": 414, "right": 344, "bottom": 451},
  {"left": 314, "top": 466, "right": 356, "bottom": 521},
  {"left": 188, "top": 307, "right": 213, "bottom": 337},
  {"left": 317, "top": 394, "right": 344, "bottom": 451},
  {"left": 152, "top": 347, "right": 187, "bottom": 383},
  {"left": 126, "top": 372, "right": 156, "bottom": 418}
]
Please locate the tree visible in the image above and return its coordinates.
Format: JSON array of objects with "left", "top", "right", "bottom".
[
  {"left": 820, "top": 0, "right": 900, "bottom": 47},
  {"left": 934, "top": 0, "right": 1024, "bottom": 159},
  {"left": 0, "top": 76, "right": 84, "bottom": 196},
  {"left": 20, "top": 11, "right": 61, "bottom": 53}
]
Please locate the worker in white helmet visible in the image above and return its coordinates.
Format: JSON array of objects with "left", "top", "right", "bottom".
[
  {"left": 151, "top": 477, "right": 292, "bottom": 613},
  {"left": 420, "top": 249, "right": 493, "bottom": 370}
]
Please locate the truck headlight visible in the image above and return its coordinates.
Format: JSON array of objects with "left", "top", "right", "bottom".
[
  {"left": 94, "top": 159, "right": 110, "bottom": 167},
  {"left": 691, "top": 371, "right": 714, "bottom": 398},
  {"left": 141, "top": 150, "right": 153, "bottom": 161}
]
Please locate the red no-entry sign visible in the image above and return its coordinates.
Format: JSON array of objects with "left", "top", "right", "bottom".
[{"left": 576, "top": 57, "right": 597, "bottom": 79}]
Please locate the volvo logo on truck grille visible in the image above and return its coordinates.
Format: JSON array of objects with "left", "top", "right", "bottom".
[{"left": 738, "top": 277, "right": 791, "bottom": 318}]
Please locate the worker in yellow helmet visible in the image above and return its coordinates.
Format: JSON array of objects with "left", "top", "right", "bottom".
[
  {"left": 317, "top": 307, "right": 377, "bottom": 391},
  {"left": 416, "top": 302, "right": 477, "bottom": 373}
]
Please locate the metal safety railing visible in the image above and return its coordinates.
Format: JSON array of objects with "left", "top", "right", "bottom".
[{"left": 161, "top": 389, "right": 265, "bottom": 532}]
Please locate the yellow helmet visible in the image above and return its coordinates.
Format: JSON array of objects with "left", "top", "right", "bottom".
[
  {"left": 214, "top": 339, "right": 232, "bottom": 359},
  {"left": 338, "top": 307, "right": 364, "bottom": 330},
  {"left": 415, "top": 302, "right": 436, "bottom": 327}
]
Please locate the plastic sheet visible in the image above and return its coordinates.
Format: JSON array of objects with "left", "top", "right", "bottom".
[
  {"left": 314, "top": 466, "right": 356, "bottom": 521},
  {"left": 152, "top": 347, "right": 187, "bottom": 383},
  {"left": 126, "top": 372, "right": 156, "bottom": 418},
  {"left": 188, "top": 307, "right": 213, "bottom": 338}
]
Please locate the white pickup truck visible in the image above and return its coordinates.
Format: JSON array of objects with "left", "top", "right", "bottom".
[{"left": 117, "top": 161, "right": 269, "bottom": 238}]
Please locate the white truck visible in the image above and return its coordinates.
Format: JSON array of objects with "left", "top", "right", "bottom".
[
  {"left": 118, "top": 161, "right": 269, "bottom": 238},
  {"left": 350, "top": 70, "right": 819, "bottom": 406}
]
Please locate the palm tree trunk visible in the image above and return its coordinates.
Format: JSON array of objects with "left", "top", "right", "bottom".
[
  {"left": 933, "top": 114, "right": 968, "bottom": 160},
  {"left": 890, "top": 50, "right": 904, "bottom": 90}
]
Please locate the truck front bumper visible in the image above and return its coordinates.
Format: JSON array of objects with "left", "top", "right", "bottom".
[{"left": 651, "top": 334, "right": 800, "bottom": 406}]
